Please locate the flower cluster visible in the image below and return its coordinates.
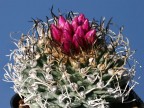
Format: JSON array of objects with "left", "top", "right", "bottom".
[{"left": 51, "top": 14, "right": 96, "bottom": 55}]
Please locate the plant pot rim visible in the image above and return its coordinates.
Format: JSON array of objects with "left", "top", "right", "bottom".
[{"left": 10, "top": 93, "right": 21, "bottom": 108}]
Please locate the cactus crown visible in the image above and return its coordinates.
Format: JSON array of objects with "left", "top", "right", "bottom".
[{"left": 4, "top": 11, "right": 138, "bottom": 108}]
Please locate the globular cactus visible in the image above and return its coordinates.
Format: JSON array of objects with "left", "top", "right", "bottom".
[{"left": 4, "top": 11, "right": 138, "bottom": 108}]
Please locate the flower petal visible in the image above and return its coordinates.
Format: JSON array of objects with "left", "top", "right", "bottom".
[
  {"left": 78, "top": 14, "right": 86, "bottom": 24},
  {"left": 72, "top": 34, "right": 80, "bottom": 52},
  {"left": 75, "top": 26, "right": 85, "bottom": 38},
  {"left": 62, "top": 29, "right": 72, "bottom": 42},
  {"left": 62, "top": 39, "right": 71, "bottom": 54},
  {"left": 61, "top": 36, "right": 74, "bottom": 55},
  {"left": 85, "top": 29, "right": 96, "bottom": 44},
  {"left": 72, "top": 16, "right": 78, "bottom": 31},
  {"left": 73, "top": 32, "right": 85, "bottom": 50},
  {"left": 50, "top": 24, "right": 62, "bottom": 42},
  {"left": 82, "top": 19, "right": 90, "bottom": 32},
  {"left": 58, "top": 16, "right": 66, "bottom": 28},
  {"left": 64, "top": 21, "right": 73, "bottom": 35}
]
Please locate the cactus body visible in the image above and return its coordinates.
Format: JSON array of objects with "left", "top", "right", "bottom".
[{"left": 4, "top": 12, "right": 137, "bottom": 108}]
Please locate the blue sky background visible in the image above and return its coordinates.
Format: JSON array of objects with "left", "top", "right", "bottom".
[{"left": 0, "top": 1, "right": 144, "bottom": 107}]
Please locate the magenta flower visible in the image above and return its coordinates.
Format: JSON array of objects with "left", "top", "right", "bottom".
[
  {"left": 58, "top": 16, "right": 66, "bottom": 28},
  {"left": 50, "top": 14, "right": 97, "bottom": 55},
  {"left": 51, "top": 24, "right": 62, "bottom": 43}
]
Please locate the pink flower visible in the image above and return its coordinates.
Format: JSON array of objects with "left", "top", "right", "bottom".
[
  {"left": 72, "top": 16, "right": 79, "bottom": 31},
  {"left": 73, "top": 26, "right": 85, "bottom": 48},
  {"left": 82, "top": 19, "right": 90, "bottom": 32},
  {"left": 51, "top": 24, "right": 62, "bottom": 43},
  {"left": 64, "top": 21, "right": 73, "bottom": 35},
  {"left": 85, "top": 29, "right": 96, "bottom": 44},
  {"left": 62, "top": 29, "right": 72, "bottom": 43},
  {"left": 78, "top": 14, "right": 85, "bottom": 24},
  {"left": 75, "top": 26, "right": 85, "bottom": 38},
  {"left": 58, "top": 16, "right": 66, "bottom": 28},
  {"left": 62, "top": 38, "right": 71, "bottom": 54},
  {"left": 50, "top": 13, "right": 97, "bottom": 55}
]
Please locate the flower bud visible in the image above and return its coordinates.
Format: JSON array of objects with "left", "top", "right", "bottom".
[
  {"left": 58, "top": 15, "right": 66, "bottom": 28},
  {"left": 85, "top": 29, "right": 96, "bottom": 44},
  {"left": 72, "top": 16, "right": 78, "bottom": 31},
  {"left": 82, "top": 19, "right": 90, "bottom": 32},
  {"left": 73, "top": 33, "right": 85, "bottom": 51},
  {"left": 74, "top": 26, "right": 85, "bottom": 47},
  {"left": 78, "top": 14, "right": 86, "bottom": 24},
  {"left": 72, "top": 34, "right": 80, "bottom": 52},
  {"left": 61, "top": 38, "right": 71, "bottom": 54},
  {"left": 51, "top": 24, "right": 62, "bottom": 42},
  {"left": 62, "top": 29, "right": 72, "bottom": 42},
  {"left": 64, "top": 21, "right": 73, "bottom": 35},
  {"left": 75, "top": 26, "right": 85, "bottom": 37}
]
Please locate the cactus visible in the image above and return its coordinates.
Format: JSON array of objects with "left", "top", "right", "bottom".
[{"left": 4, "top": 11, "right": 138, "bottom": 108}]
